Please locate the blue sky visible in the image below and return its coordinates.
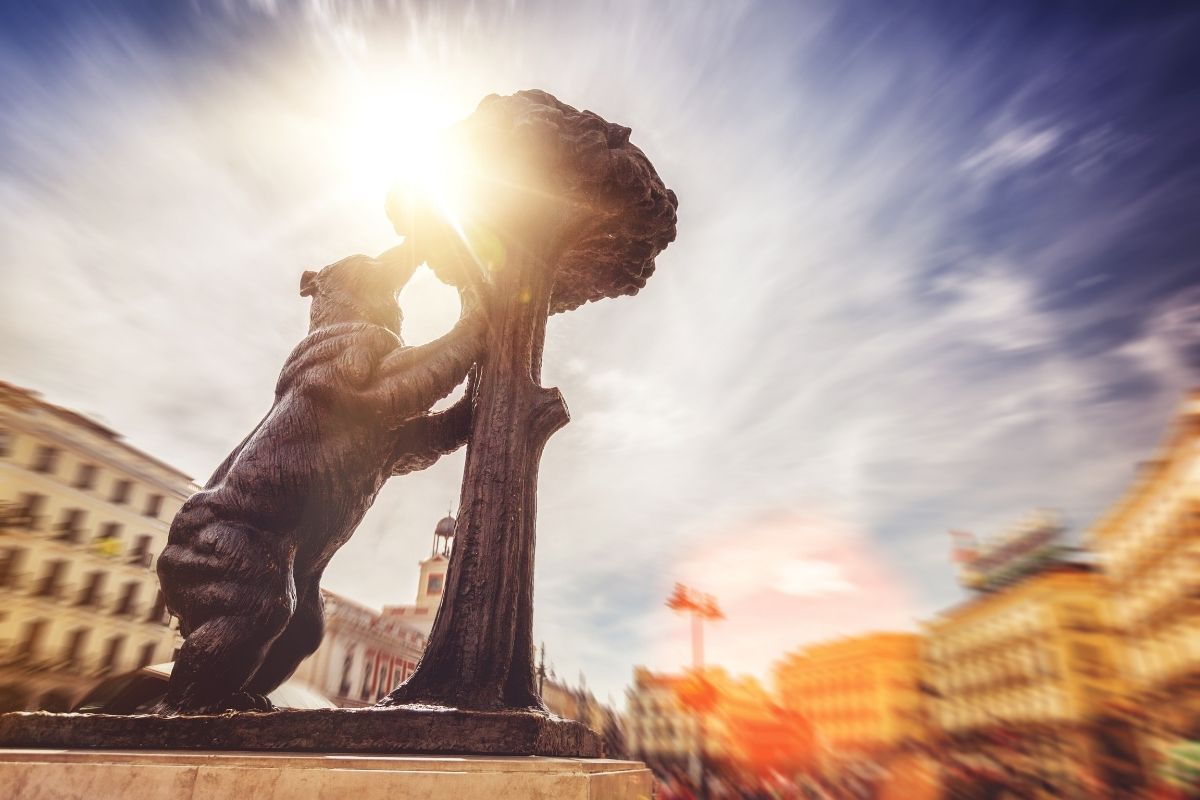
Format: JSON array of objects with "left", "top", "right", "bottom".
[{"left": 2, "top": 0, "right": 1198, "bottom": 701}]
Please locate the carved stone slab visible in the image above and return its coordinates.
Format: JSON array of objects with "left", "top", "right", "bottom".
[
  {"left": 0, "top": 751, "right": 652, "bottom": 800},
  {"left": 0, "top": 708, "right": 602, "bottom": 758}
]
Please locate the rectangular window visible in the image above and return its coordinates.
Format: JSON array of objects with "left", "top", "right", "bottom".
[
  {"left": 17, "top": 619, "right": 48, "bottom": 659},
  {"left": 147, "top": 590, "right": 170, "bottom": 625},
  {"left": 0, "top": 547, "right": 25, "bottom": 588},
  {"left": 109, "top": 479, "right": 132, "bottom": 505},
  {"left": 426, "top": 573, "right": 445, "bottom": 594},
  {"left": 376, "top": 663, "right": 389, "bottom": 701},
  {"left": 143, "top": 494, "right": 163, "bottom": 519},
  {"left": 54, "top": 508, "right": 87, "bottom": 544},
  {"left": 73, "top": 463, "right": 98, "bottom": 490},
  {"left": 339, "top": 652, "right": 355, "bottom": 697},
  {"left": 77, "top": 571, "right": 106, "bottom": 608},
  {"left": 360, "top": 657, "right": 375, "bottom": 701},
  {"left": 100, "top": 635, "right": 125, "bottom": 673},
  {"left": 114, "top": 581, "right": 140, "bottom": 617},
  {"left": 33, "top": 559, "right": 66, "bottom": 598},
  {"left": 31, "top": 445, "right": 59, "bottom": 474},
  {"left": 0, "top": 429, "right": 11, "bottom": 458},
  {"left": 63, "top": 628, "right": 89, "bottom": 667},
  {"left": 129, "top": 535, "right": 153, "bottom": 568},
  {"left": 137, "top": 642, "right": 157, "bottom": 669},
  {"left": 11, "top": 492, "right": 46, "bottom": 530}
]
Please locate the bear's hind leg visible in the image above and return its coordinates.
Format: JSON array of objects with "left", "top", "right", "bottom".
[
  {"left": 158, "top": 523, "right": 296, "bottom": 714},
  {"left": 244, "top": 582, "right": 326, "bottom": 697},
  {"left": 161, "top": 580, "right": 294, "bottom": 713}
]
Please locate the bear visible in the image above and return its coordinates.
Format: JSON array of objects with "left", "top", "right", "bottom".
[{"left": 155, "top": 240, "right": 487, "bottom": 713}]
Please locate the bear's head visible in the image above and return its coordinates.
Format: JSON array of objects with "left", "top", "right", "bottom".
[{"left": 300, "top": 251, "right": 418, "bottom": 338}]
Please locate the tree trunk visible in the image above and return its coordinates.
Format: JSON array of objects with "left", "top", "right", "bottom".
[{"left": 382, "top": 251, "right": 568, "bottom": 711}]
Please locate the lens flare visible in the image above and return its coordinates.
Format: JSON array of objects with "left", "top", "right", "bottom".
[{"left": 339, "top": 83, "right": 472, "bottom": 231}]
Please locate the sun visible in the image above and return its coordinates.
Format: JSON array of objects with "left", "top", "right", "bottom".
[{"left": 339, "top": 82, "right": 473, "bottom": 231}]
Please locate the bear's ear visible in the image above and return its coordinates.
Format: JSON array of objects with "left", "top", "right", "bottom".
[{"left": 299, "top": 270, "right": 319, "bottom": 298}]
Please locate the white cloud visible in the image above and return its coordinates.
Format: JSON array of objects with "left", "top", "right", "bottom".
[
  {"left": 1118, "top": 285, "right": 1200, "bottom": 398},
  {"left": 933, "top": 261, "right": 1053, "bottom": 352},
  {"left": 772, "top": 559, "right": 855, "bottom": 597},
  {"left": 566, "top": 363, "right": 701, "bottom": 452},
  {"left": 960, "top": 125, "right": 1062, "bottom": 181}
]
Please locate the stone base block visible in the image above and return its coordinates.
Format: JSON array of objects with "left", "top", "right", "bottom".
[
  {"left": 0, "top": 706, "right": 601, "bottom": 757},
  {"left": 0, "top": 749, "right": 655, "bottom": 800}
]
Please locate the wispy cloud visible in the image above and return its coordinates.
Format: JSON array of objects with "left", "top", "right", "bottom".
[
  {"left": 772, "top": 559, "right": 856, "bottom": 598},
  {"left": 932, "top": 261, "right": 1054, "bottom": 352},
  {"left": 960, "top": 125, "right": 1062, "bottom": 181}
]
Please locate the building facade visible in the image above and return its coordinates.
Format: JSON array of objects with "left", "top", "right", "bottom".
[
  {"left": 625, "top": 667, "right": 701, "bottom": 773},
  {"left": 774, "top": 632, "right": 925, "bottom": 759},
  {"left": 543, "top": 675, "right": 607, "bottom": 733},
  {"left": 542, "top": 669, "right": 627, "bottom": 759},
  {"left": 291, "top": 589, "right": 426, "bottom": 707},
  {"left": 706, "top": 669, "right": 813, "bottom": 776},
  {"left": 292, "top": 516, "right": 464, "bottom": 706},
  {"left": 923, "top": 563, "right": 1133, "bottom": 783},
  {"left": 380, "top": 515, "right": 455, "bottom": 639},
  {"left": 0, "top": 382, "right": 195, "bottom": 711},
  {"left": 1088, "top": 392, "right": 1200, "bottom": 764},
  {"left": 626, "top": 666, "right": 814, "bottom": 779}
]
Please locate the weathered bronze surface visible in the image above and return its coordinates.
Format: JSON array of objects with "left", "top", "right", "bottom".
[
  {"left": 0, "top": 708, "right": 602, "bottom": 757},
  {"left": 155, "top": 241, "right": 486, "bottom": 714}
]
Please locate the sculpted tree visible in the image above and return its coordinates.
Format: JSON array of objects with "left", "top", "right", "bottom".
[{"left": 381, "top": 90, "right": 678, "bottom": 711}]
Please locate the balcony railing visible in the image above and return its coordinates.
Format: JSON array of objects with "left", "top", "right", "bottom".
[
  {"left": 0, "top": 512, "right": 42, "bottom": 532},
  {"left": 52, "top": 525, "right": 85, "bottom": 545}
]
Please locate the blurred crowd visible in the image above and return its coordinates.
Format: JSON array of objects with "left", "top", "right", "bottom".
[{"left": 651, "top": 745, "right": 1199, "bottom": 800}]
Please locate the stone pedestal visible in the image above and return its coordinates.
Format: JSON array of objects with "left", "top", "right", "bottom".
[
  {"left": 0, "top": 707, "right": 601, "bottom": 757},
  {"left": 0, "top": 749, "right": 655, "bottom": 799}
]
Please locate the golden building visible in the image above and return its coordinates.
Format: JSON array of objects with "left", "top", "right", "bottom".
[
  {"left": 923, "top": 562, "right": 1130, "bottom": 779},
  {"left": 0, "top": 381, "right": 195, "bottom": 711},
  {"left": 1088, "top": 393, "right": 1200, "bottom": 757},
  {"left": 542, "top": 670, "right": 630, "bottom": 760},
  {"left": 624, "top": 667, "right": 793, "bottom": 775},
  {"left": 704, "top": 669, "right": 813, "bottom": 775},
  {"left": 543, "top": 675, "right": 607, "bottom": 733},
  {"left": 773, "top": 632, "right": 924, "bottom": 758}
]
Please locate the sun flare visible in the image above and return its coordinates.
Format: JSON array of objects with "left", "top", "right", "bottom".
[{"left": 340, "top": 82, "right": 473, "bottom": 231}]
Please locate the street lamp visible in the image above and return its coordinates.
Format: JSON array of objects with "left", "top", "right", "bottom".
[
  {"left": 667, "top": 583, "right": 723, "bottom": 798},
  {"left": 667, "top": 583, "right": 724, "bottom": 670}
]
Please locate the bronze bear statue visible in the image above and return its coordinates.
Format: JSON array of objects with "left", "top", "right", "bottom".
[{"left": 156, "top": 242, "right": 487, "bottom": 713}]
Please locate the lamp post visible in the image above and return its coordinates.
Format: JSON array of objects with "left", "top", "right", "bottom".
[{"left": 667, "top": 583, "right": 723, "bottom": 799}]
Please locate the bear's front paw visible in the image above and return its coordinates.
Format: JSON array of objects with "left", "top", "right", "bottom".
[{"left": 224, "top": 692, "right": 276, "bottom": 712}]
